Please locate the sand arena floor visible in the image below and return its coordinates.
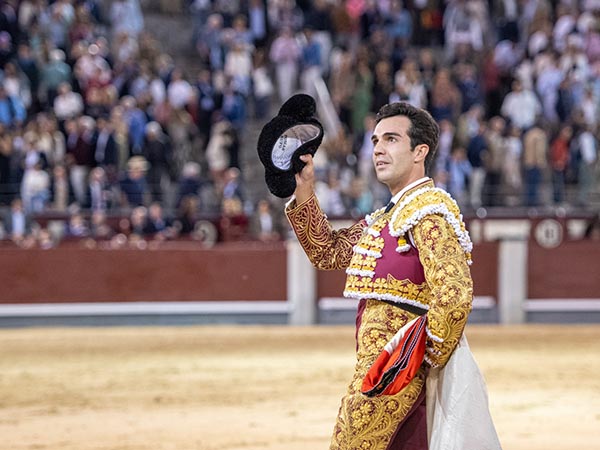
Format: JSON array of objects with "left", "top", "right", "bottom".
[{"left": 1, "top": 324, "right": 599, "bottom": 450}]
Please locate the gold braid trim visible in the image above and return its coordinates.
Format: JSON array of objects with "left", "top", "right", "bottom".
[
  {"left": 330, "top": 300, "right": 425, "bottom": 450},
  {"left": 389, "top": 185, "right": 473, "bottom": 262},
  {"left": 412, "top": 215, "right": 473, "bottom": 368},
  {"left": 286, "top": 195, "right": 366, "bottom": 270}
]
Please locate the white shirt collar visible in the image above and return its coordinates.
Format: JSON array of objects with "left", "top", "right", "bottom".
[{"left": 389, "top": 177, "right": 430, "bottom": 205}]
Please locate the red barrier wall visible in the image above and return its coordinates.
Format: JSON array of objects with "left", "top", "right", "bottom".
[
  {"left": 0, "top": 243, "right": 287, "bottom": 303},
  {"left": 528, "top": 240, "right": 600, "bottom": 299}
]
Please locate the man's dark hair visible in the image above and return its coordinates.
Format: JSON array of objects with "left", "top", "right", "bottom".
[{"left": 375, "top": 102, "right": 440, "bottom": 174}]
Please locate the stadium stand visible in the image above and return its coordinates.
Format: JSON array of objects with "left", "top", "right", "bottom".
[{"left": 0, "top": 0, "right": 598, "bottom": 251}]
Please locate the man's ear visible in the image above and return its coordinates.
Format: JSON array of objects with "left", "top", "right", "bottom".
[{"left": 414, "top": 144, "right": 429, "bottom": 164}]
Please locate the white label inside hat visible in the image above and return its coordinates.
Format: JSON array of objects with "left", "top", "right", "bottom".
[{"left": 271, "top": 124, "right": 320, "bottom": 170}]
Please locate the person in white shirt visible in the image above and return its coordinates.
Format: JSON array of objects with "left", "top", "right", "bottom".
[{"left": 501, "top": 79, "right": 542, "bottom": 130}]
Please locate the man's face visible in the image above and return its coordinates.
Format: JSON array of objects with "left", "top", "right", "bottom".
[{"left": 371, "top": 115, "right": 418, "bottom": 195}]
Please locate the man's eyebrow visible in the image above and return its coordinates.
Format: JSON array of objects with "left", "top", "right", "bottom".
[{"left": 371, "top": 132, "right": 403, "bottom": 143}]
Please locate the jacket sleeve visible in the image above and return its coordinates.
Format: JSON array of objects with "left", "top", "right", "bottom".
[
  {"left": 412, "top": 214, "right": 473, "bottom": 368},
  {"left": 285, "top": 194, "right": 366, "bottom": 271}
]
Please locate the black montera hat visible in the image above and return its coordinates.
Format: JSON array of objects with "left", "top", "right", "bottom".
[{"left": 257, "top": 94, "right": 324, "bottom": 198}]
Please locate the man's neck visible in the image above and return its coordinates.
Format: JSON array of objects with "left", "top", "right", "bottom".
[{"left": 389, "top": 177, "right": 430, "bottom": 204}]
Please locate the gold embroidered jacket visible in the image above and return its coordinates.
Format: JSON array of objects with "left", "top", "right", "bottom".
[{"left": 285, "top": 179, "right": 474, "bottom": 449}]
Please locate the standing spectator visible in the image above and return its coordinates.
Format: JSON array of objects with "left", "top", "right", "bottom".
[
  {"left": 550, "top": 125, "right": 573, "bottom": 205},
  {"left": 429, "top": 68, "right": 461, "bottom": 123},
  {"left": 0, "top": 84, "right": 26, "bottom": 128},
  {"left": 167, "top": 67, "right": 193, "bottom": 111},
  {"left": 503, "top": 124, "right": 523, "bottom": 206},
  {"left": 49, "top": 164, "right": 72, "bottom": 212},
  {"left": 371, "top": 59, "right": 393, "bottom": 112},
  {"left": 500, "top": 79, "right": 541, "bottom": 131},
  {"left": 269, "top": 27, "right": 301, "bottom": 102},
  {"left": 252, "top": 48, "right": 274, "bottom": 119},
  {"left": 224, "top": 41, "right": 253, "bottom": 97},
  {"left": 391, "top": 58, "right": 427, "bottom": 109},
  {"left": 535, "top": 51, "right": 563, "bottom": 124},
  {"left": 351, "top": 58, "right": 373, "bottom": 135},
  {"left": 522, "top": 122, "right": 549, "bottom": 206},
  {"left": 40, "top": 49, "right": 72, "bottom": 108},
  {"left": 447, "top": 146, "right": 473, "bottom": 208},
  {"left": 484, "top": 116, "right": 507, "bottom": 206},
  {"left": 142, "top": 121, "right": 172, "bottom": 203},
  {"left": 299, "top": 28, "right": 323, "bottom": 98},
  {"left": 21, "top": 160, "right": 50, "bottom": 213},
  {"left": 53, "top": 82, "right": 84, "bottom": 124},
  {"left": 2, "top": 198, "right": 33, "bottom": 243},
  {"left": 109, "top": 0, "right": 144, "bottom": 39},
  {"left": 121, "top": 95, "right": 147, "bottom": 155},
  {"left": 66, "top": 116, "right": 96, "bottom": 206},
  {"left": 576, "top": 124, "right": 597, "bottom": 206},
  {"left": 94, "top": 116, "right": 118, "bottom": 180},
  {"left": 248, "top": 0, "right": 268, "bottom": 48},
  {"left": 467, "top": 121, "right": 488, "bottom": 209},
  {"left": 87, "top": 166, "right": 111, "bottom": 212},
  {"left": 195, "top": 68, "right": 220, "bottom": 146}
]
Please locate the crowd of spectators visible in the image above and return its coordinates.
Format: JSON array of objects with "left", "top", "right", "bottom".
[{"left": 0, "top": 0, "right": 599, "bottom": 248}]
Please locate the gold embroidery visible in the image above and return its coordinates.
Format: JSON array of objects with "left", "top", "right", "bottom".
[
  {"left": 330, "top": 300, "right": 425, "bottom": 450},
  {"left": 412, "top": 215, "right": 473, "bottom": 367},
  {"left": 286, "top": 195, "right": 365, "bottom": 270}
]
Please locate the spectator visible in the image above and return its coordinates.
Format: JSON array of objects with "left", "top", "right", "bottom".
[
  {"left": 66, "top": 115, "right": 96, "bottom": 206},
  {"left": 53, "top": 82, "right": 84, "bottom": 123},
  {"left": 2, "top": 198, "right": 33, "bottom": 243},
  {"left": 67, "top": 211, "right": 90, "bottom": 238},
  {"left": 550, "top": 125, "right": 573, "bottom": 205},
  {"left": 120, "top": 156, "right": 150, "bottom": 207},
  {"left": 219, "top": 196, "right": 249, "bottom": 242},
  {"left": 467, "top": 121, "right": 488, "bottom": 209},
  {"left": 49, "top": 164, "right": 72, "bottom": 212},
  {"left": 0, "top": 85, "right": 26, "bottom": 128},
  {"left": 269, "top": 27, "right": 301, "bottom": 102},
  {"left": 87, "top": 167, "right": 111, "bottom": 212},
  {"left": 175, "top": 194, "right": 200, "bottom": 235},
  {"left": 110, "top": 0, "right": 144, "bottom": 39},
  {"left": 250, "top": 198, "right": 284, "bottom": 242},
  {"left": 522, "top": 122, "right": 549, "bottom": 206},
  {"left": 143, "top": 201, "right": 174, "bottom": 239},
  {"left": 500, "top": 79, "right": 541, "bottom": 131},
  {"left": 299, "top": 27, "right": 323, "bottom": 98},
  {"left": 447, "top": 146, "right": 473, "bottom": 208},
  {"left": 143, "top": 121, "right": 172, "bottom": 203},
  {"left": 576, "top": 124, "right": 598, "bottom": 206}
]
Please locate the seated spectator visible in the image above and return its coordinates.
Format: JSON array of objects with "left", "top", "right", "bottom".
[
  {"left": 125, "top": 205, "right": 148, "bottom": 238},
  {"left": 174, "top": 195, "right": 200, "bottom": 236},
  {"left": 90, "top": 210, "right": 114, "bottom": 240},
  {"left": 67, "top": 211, "right": 90, "bottom": 238},
  {"left": 2, "top": 198, "right": 33, "bottom": 243},
  {"left": 219, "top": 196, "right": 249, "bottom": 242},
  {"left": 176, "top": 162, "right": 202, "bottom": 208},
  {"left": 120, "top": 156, "right": 150, "bottom": 207},
  {"left": 249, "top": 199, "right": 284, "bottom": 242},
  {"left": 143, "top": 201, "right": 175, "bottom": 240}
]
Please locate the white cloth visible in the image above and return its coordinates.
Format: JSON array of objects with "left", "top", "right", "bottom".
[{"left": 426, "top": 335, "right": 502, "bottom": 450}]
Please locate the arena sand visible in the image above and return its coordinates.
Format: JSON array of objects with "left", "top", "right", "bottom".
[{"left": 1, "top": 324, "right": 599, "bottom": 450}]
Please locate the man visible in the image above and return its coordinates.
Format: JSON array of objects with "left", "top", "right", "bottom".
[{"left": 285, "top": 102, "right": 474, "bottom": 449}]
